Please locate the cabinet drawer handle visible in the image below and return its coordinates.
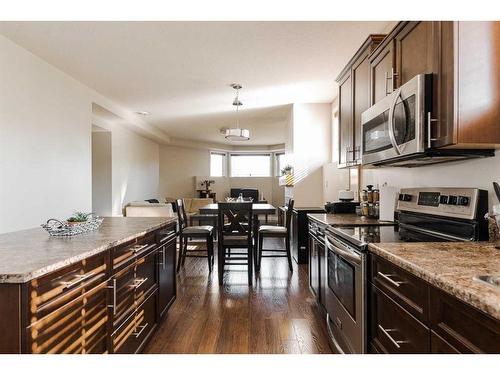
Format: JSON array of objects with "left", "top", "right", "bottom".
[
  {"left": 378, "top": 325, "right": 408, "bottom": 349},
  {"left": 130, "top": 278, "right": 148, "bottom": 289},
  {"left": 107, "top": 278, "right": 117, "bottom": 315},
  {"left": 377, "top": 272, "right": 405, "bottom": 287},
  {"left": 59, "top": 272, "right": 96, "bottom": 290},
  {"left": 157, "top": 246, "right": 166, "bottom": 270},
  {"left": 132, "top": 244, "right": 149, "bottom": 253},
  {"left": 132, "top": 323, "right": 149, "bottom": 338}
]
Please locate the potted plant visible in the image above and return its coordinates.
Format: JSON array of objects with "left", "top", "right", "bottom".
[
  {"left": 281, "top": 164, "right": 293, "bottom": 176},
  {"left": 66, "top": 212, "right": 92, "bottom": 226}
]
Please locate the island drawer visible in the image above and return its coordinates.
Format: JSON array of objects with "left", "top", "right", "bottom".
[
  {"left": 27, "top": 280, "right": 108, "bottom": 354},
  {"left": 135, "top": 248, "right": 157, "bottom": 298},
  {"left": 112, "top": 234, "right": 157, "bottom": 272},
  {"left": 157, "top": 225, "right": 177, "bottom": 244},
  {"left": 369, "top": 285, "right": 430, "bottom": 354},
  {"left": 369, "top": 253, "right": 429, "bottom": 323},
  {"left": 109, "top": 263, "right": 137, "bottom": 329},
  {"left": 429, "top": 287, "right": 500, "bottom": 353},
  {"left": 111, "top": 290, "right": 157, "bottom": 354},
  {"left": 27, "top": 252, "right": 108, "bottom": 322}
]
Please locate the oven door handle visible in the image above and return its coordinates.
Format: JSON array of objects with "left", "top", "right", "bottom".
[
  {"left": 398, "top": 222, "right": 472, "bottom": 242},
  {"left": 388, "top": 88, "right": 402, "bottom": 156},
  {"left": 326, "top": 235, "right": 362, "bottom": 265}
]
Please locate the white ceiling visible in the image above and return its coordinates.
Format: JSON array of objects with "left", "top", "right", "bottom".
[{"left": 0, "top": 21, "right": 396, "bottom": 145}]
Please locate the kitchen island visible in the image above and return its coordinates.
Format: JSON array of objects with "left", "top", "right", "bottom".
[
  {"left": 367, "top": 241, "right": 500, "bottom": 353},
  {"left": 0, "top": 217, "right": 178, "bottom": 354}
]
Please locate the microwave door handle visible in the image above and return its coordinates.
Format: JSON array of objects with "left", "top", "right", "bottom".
[{"left": 388, "top": 88, "right": 402, "bottom": 155}]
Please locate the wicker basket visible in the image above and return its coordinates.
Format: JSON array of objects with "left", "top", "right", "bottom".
[{"left": 41, "top": 216, "right": 104, "bottom": 237}]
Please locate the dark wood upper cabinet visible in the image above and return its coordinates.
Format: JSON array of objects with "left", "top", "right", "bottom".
[
  {"left": 370, "top": 40, "right": 395, "bottom": 103},
  {"left": 338, "top": 72, "right": 353, "bottom": 167},
  {"left": 395, "top": 22, "right": 437, "bottom": 87},
  {"left": 336, "top": 34, "right": 385, "bottom": 168},
  {"left": 367, "top": 21, "right": 500, "bottom": 150},
  {"left": 455, "top": 21, "right": 500, "bottom": 146}
]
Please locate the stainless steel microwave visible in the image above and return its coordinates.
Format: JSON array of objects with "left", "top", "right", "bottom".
[
  {"left": 360, "top": 74, "right": 493, "bottom": 167},
  {"left": 361, "top": 74, "right": 431, "bottom": 166}
]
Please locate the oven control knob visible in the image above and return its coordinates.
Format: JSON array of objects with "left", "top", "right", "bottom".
[
  {"left": 439, "top": 195, "right": 449, "bottom": 205},
  {"left": 457, "top": 196, "right": 470, "bottom": 206},
  {"left": 447, "top": 195, "right": 458, "bottom": 205},
  {"left": 399, "top": 193, "right": 412, "bottom": 202}
]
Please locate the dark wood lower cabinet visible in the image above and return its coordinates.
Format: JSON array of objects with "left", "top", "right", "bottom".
[
  {"left": 429, "top": 287, "right": 500, "bottom": 353},
  {"left": 430, "top": 331, "right": 460, "bottom": 354},
  {"left": 157, "top": 229, "right": 177, "bottom": 320},
  {"left": 0, "top": 222, "right": 177, "bottom": 354},
  {"left": 368, "top": 253, "right": 500, "bottom": 354},
  {"left": 112, "top": 289, "right": 158, "bottom": 354},
  {"left": 369, "top": 285, "right": 430, "bottom": 354}
]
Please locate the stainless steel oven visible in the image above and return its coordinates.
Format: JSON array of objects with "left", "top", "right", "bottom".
[
  {"left": 324, "top": 227, "right": 366, "bottom": 354},
  {"left": 361, "top": 74, "right": 431, "bottom": 166}
]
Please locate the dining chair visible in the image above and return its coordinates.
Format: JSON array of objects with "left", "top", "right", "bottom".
[
  {"left": 257, "top": 199, "right": 294, "bottom": 272},
  {"left": 176, "top": 199, "right": 215, "bottom": 273},
  {"left": 217, "top": 202, "right": 254, "bottom": 285}
]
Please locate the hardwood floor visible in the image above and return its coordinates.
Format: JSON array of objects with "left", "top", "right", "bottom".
[{"left": 145, "top": 238, "right": 332, "bottom": 354}]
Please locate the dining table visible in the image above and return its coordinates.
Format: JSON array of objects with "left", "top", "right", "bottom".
[{"left": 199, "top": 203, "right": 277, "bottom": 267}]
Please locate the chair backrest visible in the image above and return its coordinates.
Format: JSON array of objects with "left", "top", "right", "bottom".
[
  {"left": 230, "top": 188, "right": 259, "bottom": 201},
  {"left": 217, "top": 202, "right": 253, "bottom": 243},
  {"left": 285, "top": 199, "right": 294, "bottom": 231},
  {"left": 175, "top": 198, "right": 188, "bottom": 230}
]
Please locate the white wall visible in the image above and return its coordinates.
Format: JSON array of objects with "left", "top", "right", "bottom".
[
  {"left": 159, "top": 144, "right": 284, "bottom": 207},
  {"left": 0, "top": 35, "right": 162, "bottom": 232},
  {"left": 289, "top": 103, "right": 332, "bottom": 207},
  {"left": 361, "top": 153, "right": 500, "bottom": 211},
  {"left": 92, "top": 130, "right": 112, "bottom": 216},
  {"left": 109, "top": 125, "right": 159, "bottom": 216},
  {"left": 159, "top": 145, "right": 210, "bottom": 199},
  {"left": 0, "top": 35, "right": 92, "bottom": 233}
]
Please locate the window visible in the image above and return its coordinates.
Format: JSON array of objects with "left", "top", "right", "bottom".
[
  {"left": 230, "top": 153, "right": 271, "bottom": 177},
  {"left": 275, "top": 152, "right": 286, "bottom": 176},
  {"left": 210, "top": 152, "right": 226, "bottom": 177}
]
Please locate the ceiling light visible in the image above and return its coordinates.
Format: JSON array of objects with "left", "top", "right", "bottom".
[
  {"left": 136, "top": 111, "right": 151, "bottom": 116},
  {"left": 224, "top": 83, "right": 250, "bottom": 142}
]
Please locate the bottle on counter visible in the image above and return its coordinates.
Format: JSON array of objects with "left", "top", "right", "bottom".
[
  {"left": 366, "top": 184, "right": 374, "bottom": 203},
  {"left": 361, "top": 202, "right": 369, "bottom": 216},
  {"left": 361, "top": 190, "right": 368, "bottom": 202}
]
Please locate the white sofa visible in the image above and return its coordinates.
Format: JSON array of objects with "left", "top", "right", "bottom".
[{"left": 124, "top": 201, "right": 174, "bottom": 217}]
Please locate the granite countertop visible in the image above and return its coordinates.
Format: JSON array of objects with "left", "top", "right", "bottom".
[
  {"left": 0, "top": 216, "right": 177, "bottom": 284},
  {"left": 307, "top": 213, "right": 394, "bottom": 227},
  {"left": 368, "top": 242, "right": 500, "bottom": 320}
]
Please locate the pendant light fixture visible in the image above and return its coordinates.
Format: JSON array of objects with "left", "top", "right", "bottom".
[{"left": 224, "top": 83, "right": 250, "bottom": 141}]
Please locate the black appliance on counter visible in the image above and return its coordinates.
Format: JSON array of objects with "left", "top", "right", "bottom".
[
  {"left": 324, "top": 201, "right": 359, "bottom": 214},
  {"left": 324, "top": 187, "right": 488, "bottom": 354},
  {"left": 291, "top": 207, "right": 326, "bottom": 264}
]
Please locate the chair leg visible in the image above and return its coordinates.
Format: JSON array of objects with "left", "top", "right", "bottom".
[
  {"left": 211, "top": 234, "right": 215, "bottom": 267},
  {"left": 248, "top": 244, "right": 253, "bottom": 286},
  {"left": 218, "top": 245, "right": 224, "bottom": 285},
  {"left": 181, "top": 237, "right": 188, "bottom": 266},
  {"left": 286, "top": 236, "right": 293, "bottom": 272},
  {"left": 176, "top": 235, "right": 184, "bottom": 273},
  {"left": 207, "top": 235, "right": 213, "bottom": 273},
  {"left": 257, "top": 234, "right": 264, "bottom": 272}
]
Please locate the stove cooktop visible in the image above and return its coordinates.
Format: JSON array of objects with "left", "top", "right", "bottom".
[{"left": 329, "top": 225, "right": 404, "bottom": 248}]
